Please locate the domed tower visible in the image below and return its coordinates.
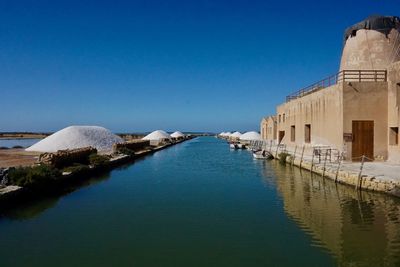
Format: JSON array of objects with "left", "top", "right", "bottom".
[{"left": 340, "top": 15, "right": 400, "bottom": 70}]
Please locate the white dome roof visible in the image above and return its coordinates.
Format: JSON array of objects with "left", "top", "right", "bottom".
[
  {"left": 230, "top": 131, "right": 242, "bottom": 138},
  {"left": 171, "top": 131, "right": 185, "bottom": 138},
  {"left": 142, "top": 130, "right": 171, "bottom": 141},
  {"left": 26, "top": 125, "right": 123, "bottom": 152},
  {"left": 239, "top": 131, "right": 262, "bottom": 141}
]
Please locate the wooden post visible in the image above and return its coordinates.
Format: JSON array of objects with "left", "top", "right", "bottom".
[
  {"left": 335, "top": 156, "right": 342, "bottom": 183},
  {"left": 275, "top": 143, "right": 280, "bottom": 158},
  {"left": 269, "top": 140, "right": 272, "bottom": 153},
  {"left": 300, "top": 145, "right": 305, "bottom": 168},
  {"left": 292, "top": 145, "right": 297, "bottom": 166},
  {"left": 310, "top": 148, "right": 315, "bottom": 173},
  {"left": 322, "top": 150, "right": 328, "bottom": 178},
  {"left": 356, "top": 155, "right": 365, "bottom": 190}
]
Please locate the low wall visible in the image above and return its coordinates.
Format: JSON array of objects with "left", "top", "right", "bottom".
[
  {"left": 113, "top": 140, "right": 150, "bottom": 152},
  {"left": 39, "top": 147, "right": 97, "bottom": 168}
]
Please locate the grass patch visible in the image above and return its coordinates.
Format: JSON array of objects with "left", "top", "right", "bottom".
[
  {"left": 89, "top": 153, "right": 111, "bottom": 167},
  {"left": 116, "top": 147, "right": 135, "bottom": 157},
  {"left": 62, "top": 163, "right": 90, "bottom": 173},
  {"left": 8, "top": 165, "right": 61, "bottom": 187}
]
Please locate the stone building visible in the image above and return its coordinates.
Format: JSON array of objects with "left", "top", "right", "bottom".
[
  {"left": 261, "top": 15, "right": 400, "bottom": 162},
  {"left": 260, "top": 115, "right": 277, "bottom": 141}
]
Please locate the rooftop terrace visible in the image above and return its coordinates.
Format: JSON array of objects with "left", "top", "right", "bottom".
[{"left": 286, "top": 70, "right": 387, "bottom": 102}]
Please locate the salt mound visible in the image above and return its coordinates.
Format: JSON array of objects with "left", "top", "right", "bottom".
[
  {"left": 239, "top": 131, "right": 262, "bottom": 141},
  {"left": 26, "top": 126, "right": 123, "bottom": 152},
  {"left": 230, "top": 131, "right": 242, "bottom": 138},
  {"left": 171, "top": 131, "right": 185, "bottom": 138},
  {"left": 142, "top": 130, "right": 171, "bottom": 141}
]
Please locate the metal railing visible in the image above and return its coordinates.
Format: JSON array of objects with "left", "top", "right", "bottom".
[{"left": 286, "top": 70, "right": 387, "bottom": 102}]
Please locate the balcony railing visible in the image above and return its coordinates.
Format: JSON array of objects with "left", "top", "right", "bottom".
[{"left": 285, "top": 70, "right": 387, "bottom": 102}]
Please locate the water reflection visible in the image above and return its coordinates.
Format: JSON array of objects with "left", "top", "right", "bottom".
[
  {"left": 264, "top": 161, "right": 400, "bottom": 267},
  {"left": 0, "top": 172, "right": 112, "bottom": 220}
]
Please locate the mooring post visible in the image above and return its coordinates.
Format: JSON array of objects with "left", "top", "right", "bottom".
[
  {"left": 292, "top": 145, "right": 297, "bottom": 166},
  {"left": 356, "top": 155, "right": 365, "bottom": 190},
  {"left": 335, "top": 155, "right": 342, "bottom": 183},
  {"left": 310, "top": 147, "right": 315, "bottom": 173},
  {"left": 269, "top": 140, "right": 272, "bottom": 153},
  {"left": 322, "top": 150, "right": 328, "bottom": 178},
  {"left": 275, "top": 143, "right": 279, "bottom": 158},
  {"left": 300, "top": 145, "right": 305, "bottom": 168}
]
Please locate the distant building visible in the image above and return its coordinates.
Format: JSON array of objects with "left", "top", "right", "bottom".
[
  {"left": 261, "top": 15, "right": 400, "bottom": 162},
  {"left": 260, "top": 116, "right": 277, "bottom": 141}
]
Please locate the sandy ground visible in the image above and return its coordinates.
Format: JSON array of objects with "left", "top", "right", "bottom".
[
  {"left": 0, "top": 149, "right": 39, "bottom": 168},
  {"left": 0, "top": 133, "right": 49, "bottom": 139}
]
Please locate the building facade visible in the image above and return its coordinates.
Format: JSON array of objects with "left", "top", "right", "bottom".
[
  {"left": 260, "top": 116, "right": 277, "bottom": 141},
  {"left": 261, "top": 16, "right": 400, "bottom": 162}
]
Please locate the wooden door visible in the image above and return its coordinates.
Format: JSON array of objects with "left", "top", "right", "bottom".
[
  {"left": 278, "top": 131, "right": 285, "bottom": 143},
  {"left": 352, "top": 121, "right": 374, "bottom": 161}
]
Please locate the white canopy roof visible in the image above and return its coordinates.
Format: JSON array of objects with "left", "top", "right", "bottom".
[
  {"left": 230, "top": 131, "right": 242, "bottom": 138},
  {"left": 239, "top": 131, "right": 262, "bottom": 141},
  {"left": 171, "top": 131, "right": 185, "bottom": 138},
  {"left": 142, "top": 130, "right": 171, "bottom": 141}
]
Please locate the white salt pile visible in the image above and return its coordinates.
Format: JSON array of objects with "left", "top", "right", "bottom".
[
  {"left": 230, "top": 131, "right": 242, "bottom": 138},
  {"left": 239, "top": 131, "right": 262, "bottom": 141},
  {"left": 142, "top": 130, "right": 171, "bottom": 141},
  {"left": 170, "top": 131, "right": 185, "bottom": 138},
  {"left": 26, "top": 126, "right": 123, "bottom": 152}
]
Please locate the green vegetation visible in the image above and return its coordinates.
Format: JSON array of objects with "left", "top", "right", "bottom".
[
  {"left": 278, "top": 152, "right": 290, "bottom": 164},
  {"left": 8, "top": 165, "right": 61, "bottom": 187},
  {"left": 62, "top": 163, "right": 90, "bottom": 173},
  {"left": 89, "top": 153, "right": 111, "bottom": 166},
  {"left": 0, "top": 146, "right": 9, "bottom": 150},
  {"left": 12, "top": 145, "right": 24, "bottom": 149},
  {"left": 117, "top": 147, "right": 135, "bottom": 156}
]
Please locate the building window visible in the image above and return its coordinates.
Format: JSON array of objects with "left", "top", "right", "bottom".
[
  {"left": 279, "top": 114, "right": 281, "bottom": 123},
  {"left": 390, "top": 127, "right": 399, "bottom": 145},
  {"left": 283, "top": 113, "right": 285, "bottom": 123},
  {"left": 305, "top": 124, "right": 311, "bottom": 143},
  {"left": 291, "top": 125, "right": 295, "bottom": 142}
]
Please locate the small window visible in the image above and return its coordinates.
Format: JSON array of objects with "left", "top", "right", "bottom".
[
  {"left": 291, "top": 125, "right": 295, "bottom": 142},
  {"left": 279, "top": 115, "right": 281, "bottom": 123},
  {"left": 283, "top": 113, "right": 285, "bottom": 123},
  {"left": 305, "top": 124, "right": 311, "bottom": 143},
  {"left": 390, "top": 127, "right": 398, "bottom": 145}
]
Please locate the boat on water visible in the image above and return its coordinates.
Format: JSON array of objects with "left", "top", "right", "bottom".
[
  {"left": 253, "top": 150, "right": 273, "bottom": 160},
  {"left": 230, "top": 142, "right": 246, "bottom": 149}
]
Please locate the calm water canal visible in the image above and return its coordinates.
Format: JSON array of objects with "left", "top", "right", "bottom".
[{"left": 1, "top": 137, "right": 400, "bottom": 266}]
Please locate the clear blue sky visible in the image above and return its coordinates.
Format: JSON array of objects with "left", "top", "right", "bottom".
[{"left": 0, "top": 0, "right": 398, "bottom": 133}]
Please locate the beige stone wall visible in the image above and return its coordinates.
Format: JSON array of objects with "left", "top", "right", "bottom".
[
  {"left": 260, "top": 116, "right": 277, "bottom": 141},
  {"left": 276, "top": 84, "right": 343, "bottom": 150},
  {"left": 340, "top": 29, "right": 400, "bottom": 71},
  {"left": 342, "top": 82, "right": 388, "bottom": 159},
  {"left": 260, "top": 119, "right": 267, "bottom": 140},
  {"left": 387, "top": 62, "right": 400, "bottom": 162}
]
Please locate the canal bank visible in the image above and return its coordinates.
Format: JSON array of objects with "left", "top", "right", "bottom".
[
  {"left": 0, "top": 138, "right": 193, "bottom": 206},
  {"left": 1, "top": 137, "right": 399, "bottom": 267},
  {"left": 258, "top": 142, "right": 400, "bottom": 198}
]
